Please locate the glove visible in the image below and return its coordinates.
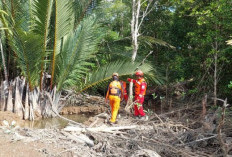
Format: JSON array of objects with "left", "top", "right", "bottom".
[
  {"left": 127, "top": 78, "right": 133, "bottom": 82},
  {"left": 105, "top": 99, "right": 109, "bottom": 104}
]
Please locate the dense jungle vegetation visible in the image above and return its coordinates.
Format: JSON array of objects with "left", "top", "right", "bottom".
[
  {"left": 0, "top": 0, "right": 232, "bottom": 104},
  {"left": 0, "top": 1, "right": 232, "bottom": 156}
]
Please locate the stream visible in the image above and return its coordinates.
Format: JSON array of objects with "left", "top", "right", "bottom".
[{"left": 23, "top": 114, "right": 91, "bottom": 129}]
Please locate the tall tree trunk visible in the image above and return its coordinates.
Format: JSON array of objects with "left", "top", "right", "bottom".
[
  {"left": 126, "top": 0, "right": 150, "bottom": 110},
  {"left": 131, "top": 0, "right": 140, "bottom": 62},
  {"left": 126, "top": 0, "right": 137, "bottom": 110}
]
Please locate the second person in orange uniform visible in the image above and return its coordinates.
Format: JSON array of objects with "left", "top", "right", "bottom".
[
  {"left": 127, "top": 70, "right": 147, "bottom": 119},
  {"left": 105, "top": 73, "right": 124, "bottom": 123},
  {"left": 120, "top": 80, "right": 128, "bottom": 103}
]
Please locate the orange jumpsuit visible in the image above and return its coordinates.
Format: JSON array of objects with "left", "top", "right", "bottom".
[
  {"left": 120, "top": 81, "right": 128, "bottom": 102},
  {"left": 128, "top": 78, "right": 147, "bottom": 116},
  {"left": 106, "top": 81, "right": 123, "bottom": 123}
]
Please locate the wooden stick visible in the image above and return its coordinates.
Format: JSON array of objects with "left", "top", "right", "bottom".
[
  {"left": 89, "top": 117, "right": 99, "bottom": 128},
  {"left": 178, "top": 135, "right": 217, "bottom": 146}
]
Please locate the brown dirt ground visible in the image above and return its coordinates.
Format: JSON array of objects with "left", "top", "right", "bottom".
[
  {"left": 0, "top": 132, "right": 72, "bottom": 157},
  {"left": 0, "top": 111, "right": 24, "bottom": 126},
  {"left": 0, "top": 111, "right": 59, "bottom": 157},
  {"left": 0, "top": 105, "right": 107, "bottom": 157}
]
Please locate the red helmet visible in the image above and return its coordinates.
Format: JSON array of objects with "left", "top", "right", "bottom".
[{"left": 135, "top": 70, "right": 143, "bottom": 76}]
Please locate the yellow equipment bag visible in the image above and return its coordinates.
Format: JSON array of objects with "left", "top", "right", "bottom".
[{"left": 109, "top": 81, "right": 122, "bottom": 96}]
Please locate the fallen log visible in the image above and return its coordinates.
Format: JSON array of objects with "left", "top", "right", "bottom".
[
  {"left": 64, "top": 125, "right": 137, "bottom": 133},
  {"left": 61, "top": 131, "right": 94, "bottom": 147}
]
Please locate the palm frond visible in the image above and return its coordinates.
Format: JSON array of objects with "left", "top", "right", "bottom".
[
  {"left": 55, "top": 15, "right": 103, "bottom": 90},
  {"left": 50, "top": 0, "right": 74, "bottom": 88},
  {"left": 139, "top": 36, "right": 175, "bottom": 49},
  {"left": 32, "top": 0, "right": 54, "bottom": 89},
  {"left": 11, "top": 0, "right": 34, "bottom": 31},
  {"left": 0, "top": 9, "right": 13, "bottom": 35},
  {"left": 79, "top": 60, "right": 163, "bottom": 92},
  {"left": 9, "top": 30, "right": 43, "bottom": 90},
  {"left": 73, "top": 0, "right": 93, "bottom": 28}
]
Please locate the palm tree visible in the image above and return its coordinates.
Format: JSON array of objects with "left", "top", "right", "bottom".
[
  {"left": 0, "top": 0, "right": 105, "bottom": 118},
  {"left": 0, "top": 0, "right": 163, "bottom": 119}
]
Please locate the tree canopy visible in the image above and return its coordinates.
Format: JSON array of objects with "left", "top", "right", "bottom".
[{"left": 0, "top": 0, "right": 231, "bottom": 101}]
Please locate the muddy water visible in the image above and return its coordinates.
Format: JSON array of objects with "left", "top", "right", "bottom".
[{"left": 23, "top": 114, "right": 91, "bottom": 129}]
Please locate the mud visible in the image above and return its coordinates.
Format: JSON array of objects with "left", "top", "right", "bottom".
[{"left": 60, "top": 105, "right": 107, "bottom": 115}]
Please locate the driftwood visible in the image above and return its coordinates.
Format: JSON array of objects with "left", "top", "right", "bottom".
[
  {"left": 61, "top": 131, "right": 94, "bottom": 147},
  {"left": 64, "top": 125, "right": 137, "bottom": 133}
]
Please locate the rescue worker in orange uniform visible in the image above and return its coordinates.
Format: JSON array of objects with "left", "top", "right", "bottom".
[
  {"left": 127, "top": 70, "right": 147, "bottom": 120},
  {"left": 120, "top": 80, "right": 128, "bottom": 103},
  {"left": 105, "top": 73, "right": 124, "bottom": 123}
]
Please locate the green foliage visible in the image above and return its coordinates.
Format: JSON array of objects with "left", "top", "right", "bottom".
[
  {"left": 228, "top": 81, "right": 232, "bottom": 89},
  {"left": 0, "top": 0, "right": 104, "bottom": 91},
  {"left": 1, "top": 0, "right": 231, "bottom": 101},
  {"left": 144, "top": 109, "right": 153, "bottom": 115},
  {"left": 135, "top": 103, "right": 142, "bottom": 109},
  {"left": 56, "top": 15, "right": 104, "bottom": 90},
  {"left": 10, "top": 30, "right": 43, "bottom": 88},
  {"left": 187, "top": 88, "right": 198, "bottom": 95},
  {"left": 80, "top": 60, "right": 163, "bottom": 92},
  {"left": 152, "top": 93, "right": 157, "bottom": 99}
]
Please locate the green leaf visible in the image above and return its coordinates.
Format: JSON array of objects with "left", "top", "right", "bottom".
[{"left": 50, "top": 0, "right": 74, "bottom": 89}]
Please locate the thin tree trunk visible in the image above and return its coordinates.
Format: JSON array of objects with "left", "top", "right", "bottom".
[
  {"left": 29, "top": 91, "right": 34, "bottom": 121},
  {"left": 14, "top": 77, "right": 24, "bottom": 118},
  {"left": 131, "top": 0, "right": 140, "bottom": 62},
  {"left": 24, "top": 84, "right": 29, "bottom": 120},
  {"left": 6, "top": 85, "right": 13, "bottom": 112},
  {"left": 126, "top": 0, "right": 136, "bottom": 110},
  {"left": 214, "top": 52, "right": 217, "bottom": 106},
  {"left": 0, "top": 38, "right": 8, "bottom": 84},
  {"left": 127, "top": 0, "right": 154, "bottom": 111},
  {"left": 202, "top": 94, "right": 207, "bottom": 117},
  {"left": 0, "top": 81, "right": 6, "bottom": 111}
]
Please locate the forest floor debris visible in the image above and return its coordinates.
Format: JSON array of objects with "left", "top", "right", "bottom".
[
  {"left": 0, "top": 94, "right": 231, "bottom": 156},
  {"left": 0, "top": 107, "right": 231, "bottom": 157}
]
